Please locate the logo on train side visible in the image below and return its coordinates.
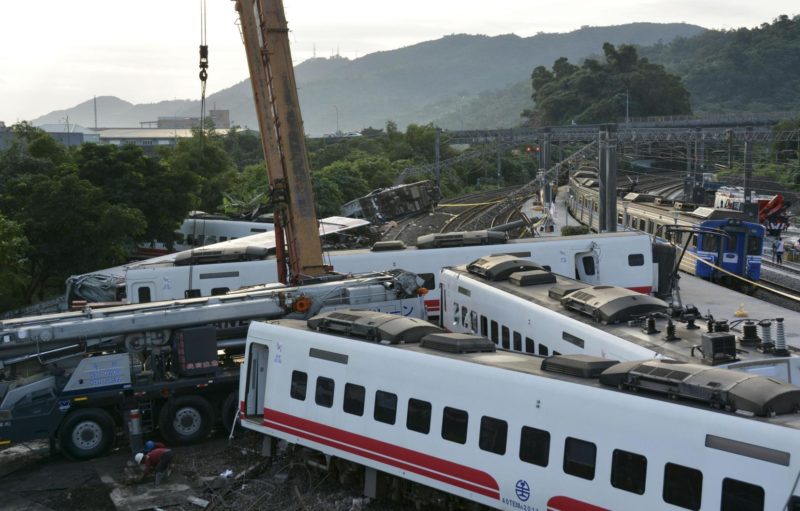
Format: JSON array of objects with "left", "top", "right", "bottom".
[
  {"left": 502, "top": 479, "right": 538, "bottom": 511},
  {"left": 515, "top": 479, "right": 531, "bottom": 501}
]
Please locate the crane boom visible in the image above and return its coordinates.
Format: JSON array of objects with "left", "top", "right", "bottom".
[{"left": 235, "top": 0, "right": 326, "bottom": 284}]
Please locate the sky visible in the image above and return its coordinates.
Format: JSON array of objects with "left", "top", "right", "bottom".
[{"left": 0, "top": 1, "right": 796, "bottom": 124}]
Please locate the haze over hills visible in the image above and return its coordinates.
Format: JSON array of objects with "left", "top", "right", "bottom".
[{"left": 32, "top": 22, "right": 704, "bottom": 135}]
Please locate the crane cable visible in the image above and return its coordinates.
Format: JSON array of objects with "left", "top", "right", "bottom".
[
  {"left": 199, "top": 0, "right": 209, "bottom": 131},
  {"left": 188, "top": 0, "right": 210, "bottom": 294}
]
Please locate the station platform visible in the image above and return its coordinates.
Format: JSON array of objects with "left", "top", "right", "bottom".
[
  {"left": 520, "top": 186, "right": 580, "bottom": 237},
  {"left": 676, "top": 273, "right": 800, "bottom": 344}
]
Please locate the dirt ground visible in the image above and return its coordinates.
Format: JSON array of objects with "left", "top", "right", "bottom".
[{"left": 0, "top": 430, "right": 417, "bottom": 511}]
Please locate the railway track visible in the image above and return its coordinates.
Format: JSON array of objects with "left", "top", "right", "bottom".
[{"left": 439, "top": 187, "right": 522, "bottom": 233}]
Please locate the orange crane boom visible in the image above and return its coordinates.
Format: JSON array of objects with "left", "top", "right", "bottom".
[{"left": 235, "top": 0, "right": 326, "bottom": 284}]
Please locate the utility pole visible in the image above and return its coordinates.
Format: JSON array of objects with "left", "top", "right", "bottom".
[
  {"left": 743, "top": 126, "right": 756, "bottom": 220},
  {"left": 625, "top": 90, "right": 629, "bottom": 124},
  {"left": 598, "top": 128, "right": 608, "bottom": 232},
  {"left": 605, "top": 125, "right": 618, "bottom": 232}
]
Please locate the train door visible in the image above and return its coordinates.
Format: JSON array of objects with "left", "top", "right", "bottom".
[
  {"left": 130, "top": 281, "right": 156, "bottom": 303},
  {"left": 244, "top": 343, "right": 270, "bottom": 418},
  {"left": 575, "top": 246, "right": 601, "bottom": 285}
]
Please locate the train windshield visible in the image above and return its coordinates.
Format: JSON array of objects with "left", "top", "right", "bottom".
[
  {"left": 746, "top": 235, "right": 762, "bottom": 255},
  {"left": 701, "top": 235, "right": 719, "bottom": 252}
]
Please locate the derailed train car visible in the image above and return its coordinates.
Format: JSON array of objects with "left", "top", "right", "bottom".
[{"left": 342, "top": 180, "right": 436, "bottom": 223}]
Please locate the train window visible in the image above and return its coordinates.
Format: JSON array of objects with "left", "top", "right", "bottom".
[
  {"left": 406, "top": 398, "right": 432, "bottom": 434},
  {"left": 611, "top": 449, "right": 647, "bottom": 495},
  {"left": 374, "top": 390, "right": 398, "bottom": 425},
  {"left": 219, "top": 236, "right": 228, "bottom": 242},
  {"left": 628, "top": 254, "right": 644, "bottom": 266},
  {"left": 501, "top": 326, "right": 510, "bottom": 349},
  {"left": 418, "top": 273, "right": 436, "bottom": 290},
  {"left": 343, "top": 383, "right": 365, "bottom": 416},
  {"left": 461, "top": 306, "right": 469, "bottom": 327},
  {"left": 441, "top": 406, "right": 469, "bottom": 444},
  {"left": 490, "top": 321, "right": 499, "bottom": 344},
  {"left": 137, "top": 287, "right": 152, "bottom": 303},
  {"left": 470, "top": 311, "right": 479, "bottom": 334},
  {"left": 582, "top": 256, "right": 596, "bottom": 276},
  {"left": 525, "top": 337, "right": 535, "bottom": 354},
  {"left": 663, "top": 462, "right": 703, "bottom": 510},
  {"left": 480, "top": 315, "right": 488, "bottom": 337},
  {"left": 186, "top": 234, "right": 195, "bottom": 245},
  {"left": 563, "top": 437, "right": 596, "bottom": 480},
  {"left": 701, "top": 235, "right": 718, "bottom": 252},
  {"left": 315, "top": 377, "right": 335, "bottom": 408},
  {"left": 452, "top": 303, "right": 460, "bottom": 327},
  {"left": 639, "top": 219, "right": 646, "bottom": 231},
  {"left": 479, "top": 416, "right": 508, "bottom": 455},
  {"left": 290, "top": 371, "right": 307, "bottom": 401},
  {"left": 746, "top": 236, "right": 761, "bottom": 256},
  {"left": 553, "top": 351, "right": 561, "bottom": 355},
  {"left": 519, "top": 426, "right": 550, "bottom": 466},
  {"left": 721, "top": 478, "right": 764, "bottom": 511},
  {"left": 539, "top": 344, "right": 549, "bottom": 356},
  {"left": 513, "top": 331, "right": 522, "bottom": 351},
  {"left": 211, "top": 287, "right": 230, "bottom": 296}
]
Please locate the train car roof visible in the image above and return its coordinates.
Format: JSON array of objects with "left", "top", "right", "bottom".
[
  {"left": 261, "top": 315, "right": 800, "bottom": 430},
  {"left": 443, "top": 257, "right": 797, "bottom": 368}
]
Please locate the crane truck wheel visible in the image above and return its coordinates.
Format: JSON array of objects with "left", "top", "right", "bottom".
[
  {"left": 58, "top": 408, "right": 115, "bottom": 460},
  {"left": 158, "top": 395, "right": 214, "bottom": 445}
]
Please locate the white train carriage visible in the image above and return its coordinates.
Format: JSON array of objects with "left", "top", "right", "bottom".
[
  {"left": 439, "top": 254, "right": 800, "bottom": 382},
  {"left": 118, "top": 231, "right": 660, "bottom": 316},
  {"left": 239, "top": 309, "right": 800, "bottom": 511}
]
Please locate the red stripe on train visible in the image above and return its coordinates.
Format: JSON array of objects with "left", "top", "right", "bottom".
[
  {"left": 424, "top": 299, "right": 441, "bottom": 312},
  {"left": 547, "top": 496, "right": 609, "bottom": 511},
  {"left": 262, "top": 408, "right": 499, "bottom": 500},
  {"left": 627, "top": 286, "right": 652, "bottom": 294}
]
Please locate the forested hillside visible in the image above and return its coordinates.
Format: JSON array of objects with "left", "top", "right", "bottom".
[{"left": 640, "top": 15, "right": 800, "bottom": 113}]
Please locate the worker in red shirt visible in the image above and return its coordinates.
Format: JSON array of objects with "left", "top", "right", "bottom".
[
  {"left": 143, "top": 440, "right": 166, "bottom": 453},
  {"left": 135, "top": 447, "right": 174, "bottom": 485}
]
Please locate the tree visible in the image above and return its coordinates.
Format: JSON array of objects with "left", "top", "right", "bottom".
[
  {"left": 5, "top": 170, "right": 145, "bottom": 302},
  {"left": 74, "top": 143, "right": 198, "bottom": 247},
  {"left": 0, "top": 215, "right": 30, "bottom": 311},
  {"left": 162, "top": 128, "right": 237, "bottom": 212},
  {"left": 523, "top": 43, "right": 691, "bottom": 125},
  {"left": 312, "top": 173, "right": 344, "bottom": 217},
  {"left": 316, "top": 161, "right": 370, "bottom": 203}
]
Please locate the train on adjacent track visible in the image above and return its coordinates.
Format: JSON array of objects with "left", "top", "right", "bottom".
[
  {"left": 239, "top": 309, "right": 800, "bottom": 511},
  {"left": 568, "top": 171, "right": 765, "bottom": 285}
]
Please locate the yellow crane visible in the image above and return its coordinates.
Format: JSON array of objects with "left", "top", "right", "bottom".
[{"left": 234, "top": 0, "right": 327, "bottom": 284}]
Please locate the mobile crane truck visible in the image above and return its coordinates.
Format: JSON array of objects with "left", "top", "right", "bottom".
[{"left": 0, "top": 0, "right": 429, "bottom": 459}]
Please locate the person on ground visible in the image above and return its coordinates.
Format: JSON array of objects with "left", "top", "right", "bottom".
[
  {"left": 776, "top": 237, "right": 785, "bottom": 265},
  {"left": 135, "top": 447, "right": 174, "bottom": 485},
  {"left": 143, "top": 440, "right": 166, "bottom": 453}
]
